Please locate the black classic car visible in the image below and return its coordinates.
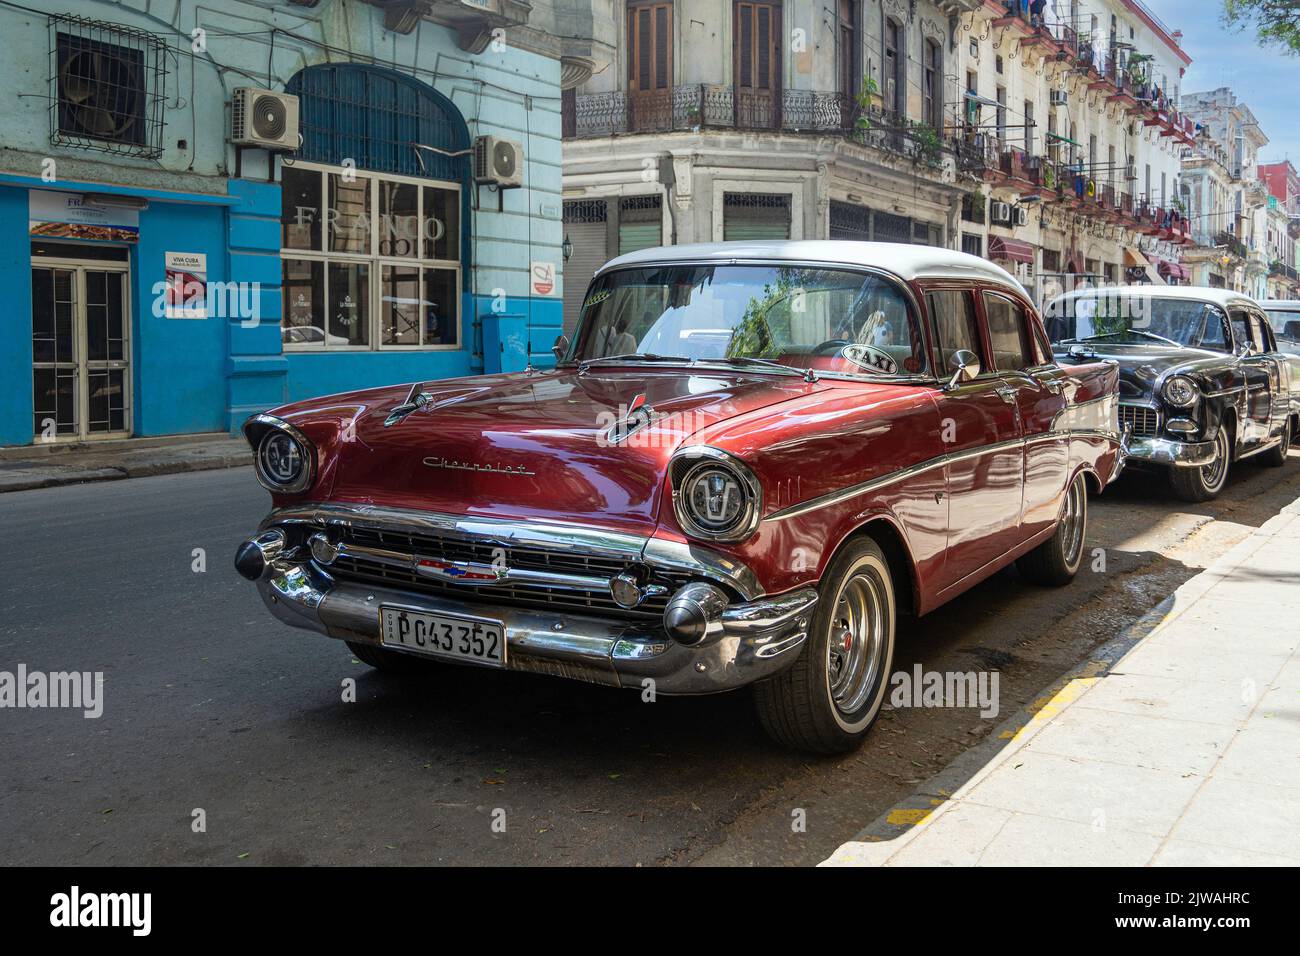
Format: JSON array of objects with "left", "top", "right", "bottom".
[{"left": 1046, "top": 286, "right": 1298, "bottom": 501}]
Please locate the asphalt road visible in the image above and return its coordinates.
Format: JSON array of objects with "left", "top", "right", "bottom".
[{"left": 2, "top": 455, "right": 1299, "bottom": 866}]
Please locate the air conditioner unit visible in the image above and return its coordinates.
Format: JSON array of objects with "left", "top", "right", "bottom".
[
  {"left": 1124, "top": 162, "right": 1138, "bottom": 180},
  {"left": 991, "top": 201, "right": 1013, "bottom": 224},
  {"left": 474, "top": 135, "right": 524, "bottom": 188},
  {"left": 1050, "top": 89, "right": 1069, "bottom": 106},
  {"left": 1015, "top": 205, "right": 1030, "bottom": 226},
  {"left": 231, "top": 88, "right": 300, "bottom": 151}
]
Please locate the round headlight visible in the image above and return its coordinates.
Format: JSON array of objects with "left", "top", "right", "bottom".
[
  {"left": 254, "top": 427, "right": 313, "bottom": 493},
  {"left": 1162, "top": 375, "right": 1199, "bottom": 408},
  {"left": 672, "top": 449, "right": 761, "bottom": 542}
]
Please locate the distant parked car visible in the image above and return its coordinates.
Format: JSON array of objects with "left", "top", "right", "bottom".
[
  {"left": 1263, "top": 299, "right": 1300, "bottom": 355},
  {"left": 1048, "top": 286, "right": 1297, "bottom": 501},
  {"left": 236, "top": 241, "right": 1124, "bottom": 753},
  {"left": 282, "top": 325, "right": 350, "bottom": 347}
]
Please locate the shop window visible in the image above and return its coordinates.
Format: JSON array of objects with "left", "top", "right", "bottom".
[{"left": 280, "top": 162, "right": 460, "bottom": 350}]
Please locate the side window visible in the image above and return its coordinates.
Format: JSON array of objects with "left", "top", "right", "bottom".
[
  {"left": 926, "top": 290, "right": 984, "bottom": 374},
  {"left": 1200, "top": 306, "right": 1229, "bottom": 350},
  {"left": 982, "top": 292, "right": 1034, "bottom": 371},
  {"left": 1251, "top": 313, "right": 1275, "bottom": 353},
  {"left": 1229, "top": 309, "right": 1253, "bottom": 353}
]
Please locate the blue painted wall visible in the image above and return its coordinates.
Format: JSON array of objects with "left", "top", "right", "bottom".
[
  {"left": 0, "top": 187, "right": 33, "bottom": 446},
  {"left": 132, "top": 200, "right": 229, "bottom": 436},
  {"left": 0, "top": 0, "right": 568, "bottom": 446}
]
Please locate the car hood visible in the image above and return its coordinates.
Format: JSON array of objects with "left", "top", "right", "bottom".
[
  {"left": 1056, "top": 343, "right": 1229, "bottom": 401},
  {"left": 273, "top": 368, "right": 824, "bottom": 532}
]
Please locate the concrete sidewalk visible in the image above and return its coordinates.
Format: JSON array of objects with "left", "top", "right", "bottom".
[
  {"left": 824, "top": 497, "right": 1300, "bottom": 867},
  {"left": 0, "top": 433, "right": 250, "bottom": 493}
]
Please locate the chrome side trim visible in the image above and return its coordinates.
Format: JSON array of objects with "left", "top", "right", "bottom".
[
  {"left": 763, "top": 428, "right": 1118, "bottom": 523},
  {"left": 259, "top": 502, "right": 765, "bottom": 601}
]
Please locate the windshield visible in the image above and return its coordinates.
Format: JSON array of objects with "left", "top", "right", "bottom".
[
  {"left": 1045, "top": 292, "right": 1230, "bottom": 351},
  {"left": 566, "top": 264, "right": 928, "bottom": 379}
]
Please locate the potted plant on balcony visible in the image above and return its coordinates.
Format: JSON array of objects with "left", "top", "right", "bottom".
[
  {"left": 685, "top": 103, "right": 701, "bottom": 132},
  {"left": 908, "top": 120, "right": 943, "bottom": 168},
  {"left": 850, "top": 76, "right": 880, "bottom": 143}
]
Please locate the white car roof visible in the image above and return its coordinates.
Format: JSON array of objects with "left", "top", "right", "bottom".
[
  {"left": 1262, "top": 299, "right": 1300, "bottom": 311},
  {"left": 1049, "top": 285, "right": 1259, "bottom": 311},
  {"left": 596, "top": 240, "right": 1030, "bottom": 296}
]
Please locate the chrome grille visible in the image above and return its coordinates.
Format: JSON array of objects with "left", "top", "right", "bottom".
[
  {"left": 327, "top": 526, "right": 693, "bottom": 620},
  {"left": 1118, "top": 404, "right": 1160, "bottom": 438}
]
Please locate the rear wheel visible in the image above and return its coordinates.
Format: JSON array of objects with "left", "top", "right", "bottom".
[
  {"left": 346, "top": 640, "right": 434, "bottom": 672},
  {"left": 1261, "top": 418, "right": 1293, "bottom": 468},
  {"left": 754, "top": 537, "right": 896, "bottom": 754},
  {"left": 1017, "top": 471, "right": 1088, "bottom": 586},
  {"left": 1168, "top": 422, "right": 1231, "bottom": 501}
]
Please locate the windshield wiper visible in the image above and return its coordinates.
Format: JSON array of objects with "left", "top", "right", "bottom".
[
  {"left": 713, "top": 356, "right": 820, "bottom": 383},
  {"left": 1071, "top": 330, "right": 1183, "bottom": 348},
  {"left": 577, "top": 352, "right": 691, "bottom": 372}
]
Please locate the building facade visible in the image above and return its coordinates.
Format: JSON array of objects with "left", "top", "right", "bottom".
[
  {"left": 1256, "top": 159, "right": 1300, "bottom": 299},
  {"left": 561, "top": 0, "right": 1196, "bottom": 321},
  {"left": 560, "top": 0, "right": 983, "bottom": 336},
  {"left": 1180, "top": 87, "right": 1273, "bottom": 300},
  {"left": 0, "top": 0, "right": 609, "bottom": 447},
  {"left": 954, "top": 0, "right": 1194, "bottom": 305}
]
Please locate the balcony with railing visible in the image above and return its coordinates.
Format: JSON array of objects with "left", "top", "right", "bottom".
[{"left": 566, "top": 85, "right": 948, "bottom": 168}]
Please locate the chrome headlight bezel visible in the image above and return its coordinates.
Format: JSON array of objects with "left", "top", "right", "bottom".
[
  {"left": 246, "top": 414, "right": 316, "bottom": 494},
  {"left": 670, "top": 446, "right": 762, "bottom": 543},
  {"left": 1161, "top": 375, "right": 1200, "bottom": 409}
]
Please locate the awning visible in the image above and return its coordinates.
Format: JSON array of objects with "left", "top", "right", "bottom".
[
  {"left": 1123, "top": 246, "right": 1151, "bottom": 268},
  {"left": 988, "top": 237, "right": 1035, "bottom": 264},
  {"left": 1156, "top": 259, "right": 1189, "bottom": 280}
]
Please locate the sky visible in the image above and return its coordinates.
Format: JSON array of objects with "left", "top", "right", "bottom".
[{"left": 1144, "top": 0, "right": 1300, "bottom": 165}]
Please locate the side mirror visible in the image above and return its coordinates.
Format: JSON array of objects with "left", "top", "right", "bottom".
[
  {"left": 552, "top": 334, "right": 570, "bottom": 361},
  {"left": 946, "top": 349, "right": 981, "bottom": 389}
]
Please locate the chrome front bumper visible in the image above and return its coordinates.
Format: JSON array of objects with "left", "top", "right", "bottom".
[
  {"left": 252, "top": 554, "right": 817, "bottom": 696},
  {"left": 1127, "top": 435, "right": 1217, "bottom": 468}
]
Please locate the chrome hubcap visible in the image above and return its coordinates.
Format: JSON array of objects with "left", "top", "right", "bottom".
[
  {"left": 826, "top": 569, "right": 888, "bottom": 717},
  {"left": 1061, "top": 477, "right": 1085, "bottom": 566},
  {"left": 1202, "top": 427, "right": 1230, "bottom": 491}
]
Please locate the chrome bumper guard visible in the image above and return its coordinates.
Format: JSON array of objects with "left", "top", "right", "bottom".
[
  {"left": 1126, "top": 435, "right": 1217, "bottom": 468},
  {"left": 251, "top": 552, "right": 817, "bottom": 696}
]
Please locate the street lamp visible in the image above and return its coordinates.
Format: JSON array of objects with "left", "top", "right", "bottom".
[{"left": 562, "top": 234, "right": 573, "bottom": 262}]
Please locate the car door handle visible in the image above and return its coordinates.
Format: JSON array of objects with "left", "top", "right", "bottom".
[
  {"left": 995, "top": 384, "right": 1018, "bottom": 404},
  {"left": 1041, "top": 379, "right": 1064, "bottom": 395}
]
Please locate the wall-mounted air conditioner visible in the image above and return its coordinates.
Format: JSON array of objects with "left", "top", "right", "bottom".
[{"left": 231, "top": 88, "right": 300, "bottom": 151}]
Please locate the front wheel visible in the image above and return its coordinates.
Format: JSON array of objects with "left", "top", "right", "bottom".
[
  {"left": 1017, "top": 471, "right": 1088, "bottom": 586},
  {"left": 1168, "top": 422, "right": 1231, "bottom": 501},
  {"left": 754, "top": 537, "right": 896, "bottom": 754}
]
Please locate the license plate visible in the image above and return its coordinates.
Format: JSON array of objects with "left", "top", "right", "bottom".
[{"left": 379, "top": 607, "right": 506, "bottom": 667}]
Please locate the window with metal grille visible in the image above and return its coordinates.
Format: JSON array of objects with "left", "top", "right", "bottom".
[
  {"left": 50, "top": 16, "right": 166, "bottom": 157},
  {"left": 961, "top": 233, "right": 983, "bottom": 258},
  {"left": 723, "top": 193, "right": 791, "bottom": 241},
  {"left": 830, "top": 201, "right": 871, "bottom": 242},
  {"left": 619, "top": 195, "right": 662, "bottom": 254}
]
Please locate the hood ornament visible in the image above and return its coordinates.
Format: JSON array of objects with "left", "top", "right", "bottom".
[
  {"left": 384, "top": 383, "right": 431, "bottom": 427},
  {"left": 603, "top": 392, "right": 659, "bottom": 445}
]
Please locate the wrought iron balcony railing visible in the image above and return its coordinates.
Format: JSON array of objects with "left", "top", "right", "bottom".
[{"left": 566, "top": 85, "right": 948, "bottom": 166}]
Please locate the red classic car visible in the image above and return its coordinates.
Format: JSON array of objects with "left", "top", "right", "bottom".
[{"left": 236, "top": 241, "right": 1124, "bottom": 753}]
